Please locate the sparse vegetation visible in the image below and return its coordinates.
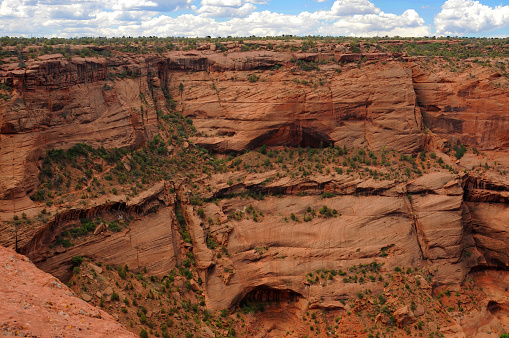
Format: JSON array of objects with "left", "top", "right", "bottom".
[{"left": 8, "top": 35, "right": 508, "bottom": 338}]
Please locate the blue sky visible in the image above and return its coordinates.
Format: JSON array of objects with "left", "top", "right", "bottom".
[{"left": 0, "top": 0, "right": 508, "bottom": 38}]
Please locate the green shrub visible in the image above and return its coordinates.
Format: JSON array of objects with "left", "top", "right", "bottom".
[
  {"left": 207, "top": 237, "right": 218, "bottom": 249},
  {"left": 197, "top": 208, "right": 205, "bottom": 219},
  {"left": 260, "top": 144, "right": 267, "bottom": 155},
  {"left": 118, "top": 266, "right": 126, "bottom": 279},
  {"left": 248, "top": 74, "right": 260, "bottom": 82},
  {"left": 71, "top": 256, "right": 84, "bottom": 266},
  {"left": 109, "top": 221, "right": 122, "bottom": 232},
  {"left": 453, "top": 143, "right": 467, "bottom": 159},
  {"left": 140, "top": 313, "right": 147, "bottom": 324},
  {"left": 111, "top": 291, "right": 120, "bottom": 301}
]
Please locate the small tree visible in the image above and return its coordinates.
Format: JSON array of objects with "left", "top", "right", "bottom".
[
  {"left": 178, "top": 82, "right": 184, "bottom": 101},
  {"left": 111, "top": 291, "right": 120, "bottom": 301}
]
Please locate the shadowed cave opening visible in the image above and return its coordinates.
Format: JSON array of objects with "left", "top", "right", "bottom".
[
  {"left": 249, "top": 124, "right": 334, "bottom": 150},
  {"left": 487, "top": 300, "right": 509, "bottom": 317},
  {"left": 237, "top": 286, "right": 303, "bottom": 312}
]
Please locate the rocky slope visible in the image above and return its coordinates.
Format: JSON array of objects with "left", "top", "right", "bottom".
[{"left": 0, "top": 41, "right": 508, "bottom": 337}]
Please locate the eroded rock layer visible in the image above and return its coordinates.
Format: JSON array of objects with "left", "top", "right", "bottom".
[
  {"left": 2, "top": 51, "right": 508, "bottom": 202},
  {"left": 1, "top": 48, "right": 508, "bottom": 337}
]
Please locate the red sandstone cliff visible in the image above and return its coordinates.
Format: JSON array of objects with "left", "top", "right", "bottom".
[
  {"left": 1, "top": 46, "right": 508, "bottom": 337},
  {"left": 1, "top": 50, "right": 507, "bottom": 204}
]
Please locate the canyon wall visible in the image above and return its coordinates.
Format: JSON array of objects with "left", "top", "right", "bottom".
[
  {"left": 0, "top": 49, "right": 508, "bottom": 336},
  {"left": 2, "top": 51, "right": 507, "bottom": 205}
]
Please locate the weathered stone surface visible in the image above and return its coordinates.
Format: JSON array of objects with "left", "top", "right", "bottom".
[
  {"left": 178, "top": 62, "right": 423, "bottom": 154},
  {"left": 439, "top": 324, "right": 465, "bottom": 337},
  {"left": 93, "top": 222, "right": 106, "bottom": 235},
  {"left": 412, "top": 63, "right": 509, "bottom": 151},
  {"left": 0, "top": 245, "right": 134, "bottom": 337},
  {"left": 183, "top": 204, "right": 215, "bottom": 270},
  {"left": 461, "top": 270, "right": 509, "bottom": 337},
  {"left": 0, "top": 77, "right": 159, "bottom": 202},
  {"left": 393, "top": 306, "right": 416, "bottom": 327},
  {"left": 89, "top": 263, "right": 103, "bottom": 274},
  {"left": 414, "top": 304, "right": 425, "bottom": 317},
  {"left": 1, "top": 50, "right": 508, "bottom": 215},
  {"left": 467, "top": 202, "right": 509, "bottom": 269},
  {"left": 202, "top": 326, "right": 215, "bottom": 337},
  {"left": 82, "top": 293, "right": 93, "bottom": 302},
  {"left": 205, "top": 194, "right": 422, "bottom": 310},
  {"left": 28, "top": 207, "right": 177, "bottom": 282},
  {"left": 1, "top": 48, "right": 509, "bottom": 337},
  {"left": 103, "top": 286, "right": 113, "bottom": 298}
]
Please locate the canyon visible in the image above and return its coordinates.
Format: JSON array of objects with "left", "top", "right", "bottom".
[{"left": 0, "top": 38, "right": 508, "bottom": 337}]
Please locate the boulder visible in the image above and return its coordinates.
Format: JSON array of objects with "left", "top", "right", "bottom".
[
  {"left": 81, "top": 293, "right": 92, "bottom": 302},
  {"left": 393, "top": 306, "right": 416, "bottom": 327},
  {"left": 93, "top": 222, "right": 106, "bottom": 235},
  {"left": 414, "top": 304, "right": 425, "bottom": 317},
  {"left": 89, "top": 263, "right": 103, "bottom": 274},
  {"left": 202, "top": 326, "right": 215, "bottom": 337},
  {"left": 103, "top": 286, "right": 113, "bottom": 298}
]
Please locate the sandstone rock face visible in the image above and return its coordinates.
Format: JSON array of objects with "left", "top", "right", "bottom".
[
  {"left": 21, "top": 182, "right": 179, "bottom": 282},
  {"left": 205, "top": 193, "right": 422, "bottom": 309},
  {"left": 409, "top": 172, "right": 476, "bottom": 284},
  {"left": 462, "top": 270, "right": 509, "bottom": 337},
  {"left": 0, "top": 245, "right": 134, "bottom": 337},
  {"left": 0, "top": 56, "right": 161, "bottom": 203},
  {"left": 199, "top": 171, "right": 487, "bottom": 310},
  {"left": 2, "top": 51, "right": 508, "bottom": 205},
  {"left": 412, "top": 64, "right": 509, "bottom": 151},
  {"left": 189, "top": 169, "right": 505, "bottom": 314},
  {"left": 393, "top": 306, "right": 416, "bottom": 327},
  {"left": 466, "top": 202, "right": 509, "bottom": 269},
  {"left": 9, "top": 168, "right": 508, "bottom": 319},
  {"left": 178, "top": 61, "right": 424, "bottom": 154},
  {"left": 1, "top": 49, "right": 509, "bottom": 336},
  {"left": 32, "top": 207, "right": 178, "bottom": 282}
]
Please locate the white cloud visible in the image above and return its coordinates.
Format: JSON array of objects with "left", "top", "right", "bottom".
[
  {"left": 0, "top": 0, "right": 431, "bottom": 37},
  {"left": 113, "top": 11, "right": 320, "bottom": 37},
  {"left": 0, "top": 0, "right": 36, "bottom": 18},
  {"left": 330, "top": 0, "right": 380, "bottom": 16},
  {"left": 435, "top": 0, "right": 509, "bottom": 35},
  {"left": 310, "top": 0, "right": 381, "bottom": 21},
  {"left": 193, "top": 0, "right": 261, "bottom": 18},
  {"left": 106, "top": 8, "right": 428, "bottom": 37},
  {"left": 195, "top": 3, "right": 257, "bottom": 17},
  {"left": 0, "top": 0, "right": 191, "bottom": 20},
  {"left": 324, "top": 9, "right": 429, "bottom": 37},
  {"left": 109, "top": 0, "right": 159, "bottom": 11},
  {"left": 200, "top": 0, "right": 265, "bottom": 6}
]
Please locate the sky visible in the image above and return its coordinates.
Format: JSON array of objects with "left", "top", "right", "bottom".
[{"left": 0, "top": 0, "right": 508, "bottom": 38}]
